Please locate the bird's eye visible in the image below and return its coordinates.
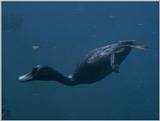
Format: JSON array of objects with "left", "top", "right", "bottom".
[{"left": 32, "top": 67, "right": 39, "bottom": 74}]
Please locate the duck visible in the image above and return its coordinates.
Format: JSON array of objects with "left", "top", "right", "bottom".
[{"left": 18, "top": 40, "right": 147, "bottom": 86}]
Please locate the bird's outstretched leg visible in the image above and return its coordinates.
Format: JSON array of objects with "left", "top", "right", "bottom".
[{"left": 110, "top": 54, "right": 119, "bottom": 73}]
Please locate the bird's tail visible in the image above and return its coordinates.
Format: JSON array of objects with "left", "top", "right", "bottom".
[{"left": 120, "top": 40, "right": 148, "bottom": 50}]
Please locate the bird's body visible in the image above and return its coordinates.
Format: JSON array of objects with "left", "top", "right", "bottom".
[
  {"left": 18, "top": 40, "right": 147, "bottom": 86},
  {"left": 72, "top": 43, "right": 131, "bottom": 84}
]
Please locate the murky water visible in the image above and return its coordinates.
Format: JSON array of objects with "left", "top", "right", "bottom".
[{"left": 2, "top": 2, "right": 159, "bottom": 120}]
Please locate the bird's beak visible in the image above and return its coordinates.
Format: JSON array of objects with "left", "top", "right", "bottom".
[{"left": 18, "top": 72, "right": 33, "bottom": 82}]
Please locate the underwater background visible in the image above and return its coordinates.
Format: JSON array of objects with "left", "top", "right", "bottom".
[{"left": 2, "top": 2, "right": 159, "bottom": 120}]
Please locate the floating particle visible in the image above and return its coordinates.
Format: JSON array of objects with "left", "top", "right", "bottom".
[
  {"left": 32, "top": 45, "right": 40, "bottom": 50},
  {"left": 137, "top": 23, "right": 143, "bottom": 26},
  {"left": 109, "top": 15, "right": 115, "bottom": 19}
]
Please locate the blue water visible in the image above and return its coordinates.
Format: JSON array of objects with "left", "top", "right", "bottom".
[{"left": 2, "top": 2, "right": 159, "bottom": 120}]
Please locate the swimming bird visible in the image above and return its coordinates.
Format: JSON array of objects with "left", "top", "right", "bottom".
[{"left": 18, "top": 40, "right": 147, "bottom": 86}]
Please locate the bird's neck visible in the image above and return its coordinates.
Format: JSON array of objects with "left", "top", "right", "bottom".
[
  {"left": 45, "top": 68, "right": 79, "bottom": 86},
  {"left": 56, "top": 76, "right": 78, "bottom": 86}
]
